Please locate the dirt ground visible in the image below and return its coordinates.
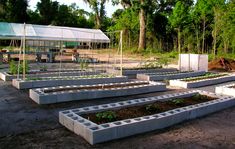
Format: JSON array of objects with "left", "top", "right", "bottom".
[
  {"left": 0, "top": 57, "right": 235, "bottom": 148},
  {"left": 0, "top": 75, "right": 235, "bottom": 148}
]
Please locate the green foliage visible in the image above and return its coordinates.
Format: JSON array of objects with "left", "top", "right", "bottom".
[
  {"left": 40, "top": 65, "right": 47, "bottom": 71},
  {"left": 79, "top": 59, "right": 89, "bottom": 71},
  {"left": 96, "top": 111, "right": 117, "bottom": 122},
  {"left": 145, "top": 104, "right": 160, "bottom": 113},
  {"left": 9, "top": 60, "right": 29, "bottom": 75},
  {"left": 171, "top": 99, "right": 185, "bottom": 106},
  {"left": 9, "top": 61, "right": 17, "bottom": 75}
]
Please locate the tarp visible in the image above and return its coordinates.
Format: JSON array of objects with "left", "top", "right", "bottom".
[{"left": 0, "top": 22, "right": 110, "bottom": 43}]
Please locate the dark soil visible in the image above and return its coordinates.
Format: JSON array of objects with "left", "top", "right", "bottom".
[
  {"left": 209, "top": 58, "right": 235, "bottom": 71},
  {"left": 82, "top": 94, "right": 216, "bottom": 124},
  {"left": 44, "top": 82, "right": 149, "bottom": 93}
]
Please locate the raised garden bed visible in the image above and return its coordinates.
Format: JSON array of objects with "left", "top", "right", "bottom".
[
  {"left": 0, "top": 69, "right": 100, "bottom": 81},
  {"left": 13, "top": 75, "right": 128, "bottom": 89},
  {"left": 59, "top": 90, "right": 235, "bottom": 144},
  {"left": 106, "top": 68, "right": 177, "bottom": 79},
  {"left": 215, "top": 84, "right": 235, "bottom": 96},
  {"left": 30, "top": 81, "right": 166, "bottom": 104},
  {"left": 169, "top": 73, "right": 235, "bottom": 88},
  {"left": 137, "top": 71, "right": 206, "bottom": 81}
]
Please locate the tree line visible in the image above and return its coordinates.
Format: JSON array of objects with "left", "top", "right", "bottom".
[{"left": 0, "top": 0, "right": 234, "bottom": 57}]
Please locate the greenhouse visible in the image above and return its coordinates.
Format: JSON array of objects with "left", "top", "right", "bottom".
[{"left": 0, "top": 22, "right": 110, "bottom": 43}]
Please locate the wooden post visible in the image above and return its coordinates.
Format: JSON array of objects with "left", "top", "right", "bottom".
[
  {"left": 120, "top": 30, "right": 123, "bottom": 76},
  {"left": 23, "top": 23, "right": 26, "bottom": 80}
]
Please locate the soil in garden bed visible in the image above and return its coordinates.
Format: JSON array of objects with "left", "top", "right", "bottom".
[
  {"left": 82, "top": 94, "right": 217, "bottom": 124},
  {"left": 43, "top": 82, "right": 150, "bottom": 93}
]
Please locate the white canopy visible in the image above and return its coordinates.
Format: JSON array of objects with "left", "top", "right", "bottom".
[{"left": 0, "top": 22, "right": 110, "bottom": 43}]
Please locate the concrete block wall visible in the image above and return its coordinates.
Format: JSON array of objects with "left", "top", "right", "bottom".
[
  {"left": 12, "top": 76, "right": 128, "bottom": 89},
  {"left": 0, "top": 70, "right": 101, "bottom": 81},
  {"left": 169, "top": 74, "right": 235, "bottom": 88},
  {"left": 137, "top": 71, "right": 206, "bottom": 81},
  {"left": 107, "top": 68, "right": 178, "bottom": 79},
  {"left": 59, "top": 90, "right": 234, "bottom": 144},
  {"left": 29, "top": 81, "right": 166, "bottom": 104}
]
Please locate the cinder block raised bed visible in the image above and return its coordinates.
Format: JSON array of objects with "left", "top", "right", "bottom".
[
  {"left": 13, "top": 75, "right": 128, "bottom": 89},
  {"left": 215, "top": 84, "right": 235, "bottom": 96},
  {"left": 59, "top": 90, "right": 235, "bottom": 144},
  {"left": 107, "top": 68, "right": 177, "bottom": 79},
  {"left": 0, "top": 69, "right": 100, "bottom": 81},
  {"left": 30, "top": 81, "right": 166, "bottom": 104},
  {"left": 169, "top": 74, "right": 235, "bottom": 88},
  {"left": 137, "top": 71, "right": 206, "bottom": 81}
]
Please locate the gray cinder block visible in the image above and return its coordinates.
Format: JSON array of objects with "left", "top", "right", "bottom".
[{"left": 59, "top": 90, "right": 235, "bottom": 145}]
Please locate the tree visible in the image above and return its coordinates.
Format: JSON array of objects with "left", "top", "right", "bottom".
[
  {"left": 5, "top": 0, "right": 28, "bottom": 23},
  {"left": 83, "top": 0, "right": 108, "bottom": 29},
  {"left": 169, "top": 1, "right": 191, "bottom": 53},
  {"left": 37, "top": 0, "right": 59, "bottom": 25}
]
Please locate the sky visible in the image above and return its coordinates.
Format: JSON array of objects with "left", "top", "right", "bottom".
[{"left": 29, "top": 0, "right": 123, "bottom": 17}]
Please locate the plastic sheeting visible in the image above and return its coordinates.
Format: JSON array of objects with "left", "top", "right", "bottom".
[
  {"left": 0, "top": 22, "right": 110, "bottom": 43},
  {"left": 179, "top": 54, "right": 208, "bottom": 72}
]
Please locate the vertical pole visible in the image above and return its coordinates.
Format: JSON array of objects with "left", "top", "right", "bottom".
[
  {"left": 120, "top": 30, "right": 123, "bottom": 76},
  {"left": 23, "top": 23, "right": 26, "bottom": 80}
]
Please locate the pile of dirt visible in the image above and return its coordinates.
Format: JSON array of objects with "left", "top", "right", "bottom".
[{"left": 208, "top": 58, "right": 235, "bottom": 71}]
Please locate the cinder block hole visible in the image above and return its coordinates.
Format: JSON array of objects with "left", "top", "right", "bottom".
[
  {"left": 102, "top": 105, "right": 108, "bottom": 108},
  {"left": 143, "top": 116, "right": 150, "bottom": 119},
  {"left": 90, "top": 127, "right": 99, "bottom": 130},
  {"left": 72, "top": 116, "right": 78, "bottom": 120},
  {"left": 84, "top": 123, "right": 91, "bottom": 126},
  {"left": 188, "top": 106, "right": 193, "bottom": 108},
  {"left": 119, "top": 103, "right": 124, "bottom": 105},
  {"left": 126, "top": 101, "right": 132, "bottom": 104},
  {"left": 113, "top": 122, "right": 122, "bottom": 125},
  {"left": 140, "top": 99, "right": 146, "bottom": 101},
  {"left": 67, "top": 114, "right": 73, "bottom": 117},
  {"left": 78, "top": 119, "right": 84, "bottom": 123},
  {"left": 134, "top": 118, "right": 141, "bottom": 121},
  {"left": 124, "top": 120, "right": 131, "bottom": 123},
  {"left": 62, "top": 111, "right": 70, "bottom": 114},
  {"left": 153, "top": 115, "right": 159, "bottom": 118},
  {"left": 182, "top": 107, "right": 188, "bottom": 110},
  {"left": 175, "top": 109, "right": 181, "bottom": 112},
  {"left": 134, "top": 100, "right": 140, "bottom": 103},
  {"left": 93, "top": 106, "right": 99, "bottom": 109},
  {"left": 110, "top": 104, "right": 116, "bottom": 107},
  {"left": 72, "top": 109, "right": 80, "bottom": 113},
  {"left": 160, "top": 113, "right": 167, "bottom": 116},
  {"left": 169, "top": 111, "right": 175, "bottom": 114},
  {"left": 101, "top": 124, "right": 110, "bottom": 128},
  {"left": 83, "top": 108, "right": 89, "bottom": 111}
]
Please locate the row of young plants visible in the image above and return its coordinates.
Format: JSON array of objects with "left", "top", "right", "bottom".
[
  {"left": 181, "top": 72, "right": 228, "bottom": 82},
  {"left": 145, "top": 70, "right": 193, "bottom": 76},
  {"left": 82, "top": 94, "right": 214, "bottom": 124},
  {"left": 8, "top": 59, "right": 90, "bottom": 75},
  {"left": 25, "top": 74, "right": 115, "bottom": 81}
]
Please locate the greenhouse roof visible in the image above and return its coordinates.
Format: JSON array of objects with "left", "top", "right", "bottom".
[{"left": 0, "top": 22, "right": 110, "bottom": 43}]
